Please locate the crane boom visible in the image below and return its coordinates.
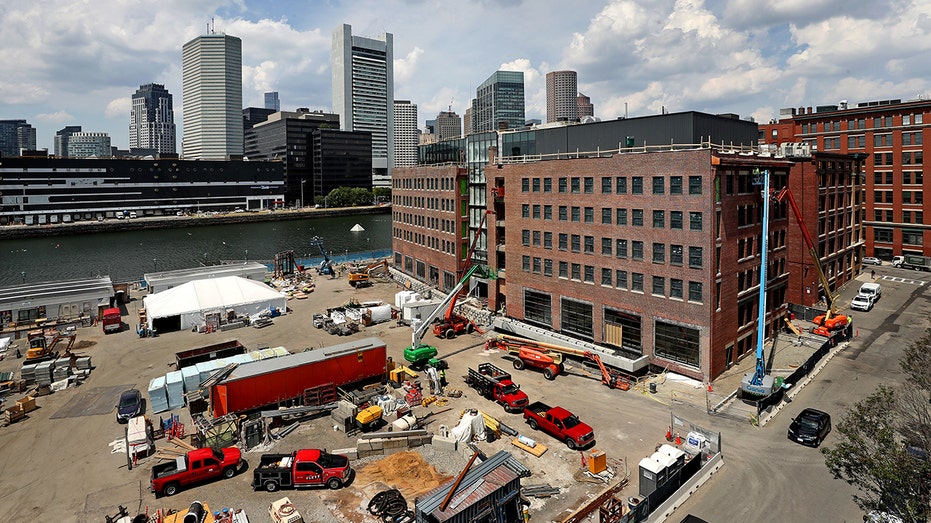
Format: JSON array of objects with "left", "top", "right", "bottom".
[{"left": 412, "top": 265, "right": 482, "bottom": 348}]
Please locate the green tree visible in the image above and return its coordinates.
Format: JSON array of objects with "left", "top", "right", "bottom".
[{"left": 822, "top": 328, "right": 931, "bottom": 522}]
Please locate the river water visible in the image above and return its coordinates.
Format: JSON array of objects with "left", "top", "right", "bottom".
[{"left": 0, "top": 213, "right": 393, "bottom": 286}]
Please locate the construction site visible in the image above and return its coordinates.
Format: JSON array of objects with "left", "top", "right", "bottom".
[{"left": 0, "top": 240, "right": 862, "bottom": 523}]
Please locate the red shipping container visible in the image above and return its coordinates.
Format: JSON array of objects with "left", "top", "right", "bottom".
[{"left": 210, "top": 337, "right": 387, "bottom": 417}]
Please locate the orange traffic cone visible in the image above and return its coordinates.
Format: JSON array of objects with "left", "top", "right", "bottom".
[
  {"left": 675, "top": 431, "right": 682, "bottom": 445},
  {"left": 707, "top": 382, "right": 713, "bottom": 393},
  {"left": 665, "top": 426, "right": 672, "bottom": 441}
]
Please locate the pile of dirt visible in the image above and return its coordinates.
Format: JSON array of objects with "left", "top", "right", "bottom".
[
  {"left": 354, "top": 451, "right": 452, "bottom": 498},
  {"left": 72, "top": 340, "right": 96, "bottom": 351}
]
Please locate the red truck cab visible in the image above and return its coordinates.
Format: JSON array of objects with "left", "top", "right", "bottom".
[
  {"left": 466, "top": 363, "right": 530, "bottom": 412},
  {"left": 102, "top": 307, "right": 122, "bottom": 334},
  {"left": 252, "top": 449, "right": 353, "bottom": 491},
  {"left": 150, "top": 446, "right": 243, "bottom": 497},
  {"left": 523, "top": 401, "right": 595, "bottom": 449}
]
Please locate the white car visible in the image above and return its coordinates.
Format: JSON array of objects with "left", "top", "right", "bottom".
[
  {"left": 862, "top": 257, "right": 882, "bottom": 265},
  {"left": 850, "top": 294, "right": 874, "bottom": 312}
]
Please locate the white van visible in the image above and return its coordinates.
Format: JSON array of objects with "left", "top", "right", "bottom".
[
  {"left": 129, "top": 211, "right": 138, "bottom": 219},
  {"left": 858, "top": 282, "right": 882, "bottom": 302}
]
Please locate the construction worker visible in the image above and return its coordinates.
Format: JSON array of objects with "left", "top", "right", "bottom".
[
  {"left": 870, "top": 269, "right": 876, "bottom": 279},
  {"left": 439, "top": 368, "right": 446, "bottom": 387}
]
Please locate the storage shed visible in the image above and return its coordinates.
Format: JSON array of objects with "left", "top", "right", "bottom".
[
  {"left": 142, "top": 276, "right": 286, "bottom": 332},
  {"left": 415, "top": 451, "right": 530, "bottom": 523},
  {"left": 143, "top": 262, "right": 269, "bottom": 294},
  {"left": 0, "top": 276, "right": 114, "bottom": 330}
]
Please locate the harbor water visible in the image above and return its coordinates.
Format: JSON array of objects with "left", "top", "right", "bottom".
[{"left": 0, "top": 213, "right": 393, "bottom": 287}]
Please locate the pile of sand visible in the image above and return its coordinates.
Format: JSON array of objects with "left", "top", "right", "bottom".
[{"left": 354, "top": 451, "right": 452, "bottom": 498}]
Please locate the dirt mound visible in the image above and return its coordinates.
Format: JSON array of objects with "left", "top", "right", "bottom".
[
  {"left": 354, "top": 451, "right": 451, "bottom": 498},
  {"left": 72, "top": 340, "right": 96, "bottom": 351}
]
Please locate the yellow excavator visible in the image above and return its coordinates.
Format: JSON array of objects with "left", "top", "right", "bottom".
[
  {"left": 348, "top": 260, "right": 389, "bottom": 288},
  {"left": 25, "top": 329, "right": 76, "bottom": 363}
]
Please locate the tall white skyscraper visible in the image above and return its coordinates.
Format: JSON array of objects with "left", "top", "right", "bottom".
[
  {"left": 393, "top": 100, "right": 418, "bottom": 168},
  {"left": 130, "top": 83, "right": 176, "bottom": 154},
  {"left": 182, "top": 33, "right": 243, "bottom": 160},
  {"left": 332, "top": 23, "right": 394, "bottom": 187}
]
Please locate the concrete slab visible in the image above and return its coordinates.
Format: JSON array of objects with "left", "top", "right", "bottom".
[{"left": 50, "top": 384, "right": 134, "bottom": 419}]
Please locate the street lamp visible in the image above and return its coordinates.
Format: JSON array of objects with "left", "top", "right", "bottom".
[
  {"left": 21, "top": 271, "right": 25, "bottom": 283},
  {"left": 153, "top": 258, "right": 158, "bottom": 272},
  {"left": 244, "top": 249, "right": 248, "bottom": 263},
  {"left": 300, "top": 179, "right": 306, "bottom": 209},
  {"left": 324, "top": 195, "right": 328, "bottom": 209}
]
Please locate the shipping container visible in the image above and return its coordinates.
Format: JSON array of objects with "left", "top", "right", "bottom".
[
  {"left": 210, "top": 337, "right": 387, "bottom": 417},
  {"left": 175, "top": 340, "right": 246, "bottom": 369}
]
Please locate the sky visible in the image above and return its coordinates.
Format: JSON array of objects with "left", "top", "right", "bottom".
[{"left": 2, "top": 0, "right": 931, "bottom": 151}]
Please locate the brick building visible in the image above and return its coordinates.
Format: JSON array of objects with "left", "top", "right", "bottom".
[{"left": 760, "top": 98, "right": 930, "bottom": 260}]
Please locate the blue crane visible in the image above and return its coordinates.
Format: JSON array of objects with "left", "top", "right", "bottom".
[{"left": 309, "top": 236, "right": 334, "bottom": 275}]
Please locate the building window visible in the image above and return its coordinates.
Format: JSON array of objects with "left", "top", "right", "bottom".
[
  {"left": 632, "top": 176, "right": 643, "bottom": 194},
  {"left": 532, "top": 178, "right": 541, "bottom": 192},
  {"left": 601, "top": 177, "right": 612, "bottom": 194},
  {"left": 670, "top": 211, "right": 682, "bottom": 229},
  {"left": 558, "top": 233, "right": 568, "bottom": 251},
  {"left": 571, "top": 177, "right": 581, "bottom": 193},
  {"left": 653, "top": 210, "right": 664, "bottom": 228},
  {"left": 670, "top": 244, "right": 683, "bottom": 265},
  {"left": 616, "top": 209, "right": 627, "bottom": 226},
  {"left": 903, "top": 229, "right": 924, "bottom": 246},
  {"left": 601, "top": 237, "right": 612, "bottom": 256},
  {"left": 688, "top": 281, "right": 702, "bottom": 302},
  {"left": 652, "top": 276, "right": 665, "bottom": 296},
  {"left": 632, "top": 209, "right": 643, "bottom": 226},
  {"left": 653, "top": 243, "right": 665, "bottom": 263},
  {"left": 544, "top": 205, "right": 552, "bottom": 220},
  {"left": 522, "top": 255, "right": 530, "bottom": 272},
  {"left": 690, "top": 212, "right": 703, "bottom": 231},
  {"left": 544, "top": 259, "right": 553, "bottom": 276},
  {"left": 524, "top": 289, "right": 552, "bottom": 326},
  {"left": 521, "top": 178, "right": 530, "bottom": 192},
  {"left": 632, "top": 241, "right": 644, "bottom": 260},
  {"left": 631, "top": 272, "right": 644, "bottom": 292},
  {"left": 532, "top": 257, "right": 542, "bottom": 274},
  {"left": 670, "top": 176, "right": 682, "bottom": 194},
  {"left": 522, "top": 204, "right": 530, "bottom": 218},
  {"left": 655, "top": 320, "right": 700, "bottom": 367},
  {"left": 571, "top": 263, "right": 581, "bottom": 280},
  {"left": 652, "top": 176, "right": 664, "bottom": 194},
  {"left": 544, "top": 178, "right": 552, "bottom": 193},
  {"left": 584, "top": 177, "right": 594, "bottom": 194},
  {"left": 521, "top": 229, "right": 530, "bottom": 246},
  {"left": 584, "top": 236, "right": 594, "bottom": 254},
  {"left": 601, "top": 268, "right": 612, "bottom": 286},
  {"left": 533, "top": 230, "right": 541, "bottom": 246},
  {"left": 561, "top": 298, "right": 593, "bottom": 339},
  {"left": 571, "top": 234, "right": 581, "bottom": 252},
  {"left": 584, "top": 265, "right": 594, "bottom": 282},
  {"left": 670, "top": 278, "right": 683, "bottom": 299},
  {"left": 689, "top": 246, "right": 703, "bottom": 268},
  {"left": 616, "top": 239, "right": 628, "bottom": 258},
  {"left": 584, "top": 207, "right": 594, "bottom": 223},
  {"left": 532, "top": 204, "right": 541, "bottom": 219},
  {"left": 571, "top": 206, "right": 581, "bottom": 222},
  {"left": 559, "top": 261, "right": 568, "bottom": 278},
  {"left": 558, "top": 178, "right": 567, "bottom": 193},
  {"left": 688, "top": 176, "right": 702, "bottom": 195},
  {"left": 559, "top": 206, "right": 568, "bottom": 221},
  {"left": 604, "top": 308, "right": 642, "bottom": 354},
  {"left": 616, "top": 270, "right": 628, "bottom": 290},
  {"left": 544, "top": 232, "right": 552, "bottom": 249},
  {"left": 616, "top": 177, "right": 627, "bottom": 194},
  {"left": 602, "top": 208, "right": 612, "bottom": 224}
]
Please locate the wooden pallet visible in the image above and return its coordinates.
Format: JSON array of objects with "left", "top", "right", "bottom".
[{"left": 511, "top": 437, "right": 547, "bottom": 457}]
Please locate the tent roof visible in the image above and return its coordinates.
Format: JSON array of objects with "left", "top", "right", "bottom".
[{"left": 143, "top": 276, "right": 283, "bottom": 319}]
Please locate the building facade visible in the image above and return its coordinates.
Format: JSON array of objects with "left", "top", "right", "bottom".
[
  {"left": 0, "top": 120, "right": 36, "bottom": 157},
  {"left": 54, "top": 126, "right": 82, "bottom": 157},
  {"left": 578, "top": 93, "right": 594, "bottom": 119},
  {"left": 181, "top": 33, "right": 243, "bottom": 160},
  {"left": 473, "top": 71, "right": 525, "bottom": 133},
  {"left": 435, "top": 111, "right": 462, "bottom": 141},
  {"left": 546, "top": 70, "right": 578, "bottom": 123},
  {"left": 264, "top": 91, "right": 280, "bottom": 111},
  {"left": 130, "top": 83, "right": 177, "bottom": 155},
  {"left": 312, "top": 128, "right": 373, "bottom": 198},
  {"left": 332, "top": 23, "right": 394, "bottom": 187},
  {"left": 761, "top": 98, "right": 931, "bottom": 260},
  {"left": 463, "top": 107, "right": 472, "bottom": 137},
  {"left": 67, "top": 132, "right": 111, "bottom": 158},
  {"left": 393, "top": 100, "right": 418, "bottom": 168},
  {"left": 0, "top": 157, "right": 285, "bottom": 225}
]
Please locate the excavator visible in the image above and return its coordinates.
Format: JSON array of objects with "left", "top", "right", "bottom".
[
  {"left": 348, "top": 260, "right": 389, "bottom": 288},
  {"left": 24, "top": 328, "right": 76, "bottom": 363},
  {"left": 487, "top": 334, "right": 630, "bottom": 390},
  {"left": 774, "top": 186, "right": 849, "bottom": 337}
]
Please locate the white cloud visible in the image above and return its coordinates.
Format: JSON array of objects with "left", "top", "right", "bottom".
[
  {"left": 35, "top": 110, "right": 74, "bottom": 123},
  {"left": 105, "top": 97, "right": 131, "bottom": 119},
  {"left": 394, "top": 46, "right": 424, "bottom": 86}
]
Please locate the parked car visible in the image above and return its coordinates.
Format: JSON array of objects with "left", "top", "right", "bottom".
[
  {"left": 850, "top": 294, "right": 874, "bottom": 312},
  {"left": 862, "top": 257, "right": 882, "bottom": 265},
  {"left": 116, "top": 389, "right": 143, "bottom": 423},
  {"left": 787, "top": 408, "right": 831, "bottom": 447}
]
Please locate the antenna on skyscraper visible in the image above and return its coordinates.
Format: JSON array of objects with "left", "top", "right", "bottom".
[{"left": 449, "top": 97, "right": 454, "bottom": 112}]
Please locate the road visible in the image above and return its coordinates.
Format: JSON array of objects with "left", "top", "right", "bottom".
[{"left": 676, "top": 265, "right": 930, "bottom": 522}]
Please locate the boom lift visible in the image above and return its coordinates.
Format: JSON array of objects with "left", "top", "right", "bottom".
[
  {"left": 309, "top": 236, "right": 334, "bottom": 276},
  {"left": 774, "top": 186, "right": 849, "bottom": 337},
  {"left": 488, "top": 334, "right": 630, "bottom": 389},
  {"left": 403, "top": 264, "right": 483, "bottom": 367},
  {"left": 348, "top": 260, "right": 388, "bottom": 288}
]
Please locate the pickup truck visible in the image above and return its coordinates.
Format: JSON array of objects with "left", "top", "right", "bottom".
[
  {"left": 465, "top": 363, "right": 530, "bottom": 412},
  {"left": 523, "top": 401, "right": 595, "bottom": 450},
  {"left": 150, "top": 446, "right": 243, "bottom": 497},
  {"left": 252, "top": 449, "right": 354, "bottom": 492}
]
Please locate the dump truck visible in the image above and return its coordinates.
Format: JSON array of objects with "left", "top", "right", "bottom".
[
  {"left": 895, "top": 254, "right": 931, "bottom": 271},
  {"left": 465, "top": 362, "right": 529, "bottom": 412},
  {"left": 252, "top": 449, "right": 353, "bottom": 492},
  {"left": 150, "top": 446, "right": 243, "bottom": 497},
  {"left": 523, "top": 401, "right": 595, "bottom": 450}
]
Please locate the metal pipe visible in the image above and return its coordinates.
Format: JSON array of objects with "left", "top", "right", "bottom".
[{"left": 440, "top": 451, "right": 479, "bottom": 512}]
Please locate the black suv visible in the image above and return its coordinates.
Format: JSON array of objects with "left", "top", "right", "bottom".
[{"left": 787, "top": 408, "right": 831, "bottom": 447}]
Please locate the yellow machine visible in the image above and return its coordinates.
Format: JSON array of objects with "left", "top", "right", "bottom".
[
  {"left": 354, "top": 405, "right": 384, "bottom": 432},
  {"left": 25, "top": 329, "right": 75, "bottom": 362},
  {"left": 348, "top": 260, "right": 389, "bottom": 288}
]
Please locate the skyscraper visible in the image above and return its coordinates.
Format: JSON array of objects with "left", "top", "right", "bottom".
[
  {"left": 435, "top": 111, "right": 462, "bottom": 141},
  {"left": 54, "top": 126, "right": 82, "bottom": 157},
  {"left": 463, "top": 107, "right": 472, "bottom": 137},
  {"left": 393, "top": 100, "right": 418, "bottom": 168},
  {"left": 182, "top": 32, "right": 243, "bottom": 160},
  {"left": 578, "top": 93, "right": 595, "bottom": 119},
  {"left": 0, "top": 120, "right": 36, "bottom": 157},
  {"left": 68, "top": 132, "right": 111, "bottom": 158},
  {"left": 332, "top": 23, "right": 394, "bottom": 187},
  {"left": 130, "top": 83, "right": 176, "bottom": 154},
  {"left": 264, "top": 92, "right": 280, "bottom": 111},
  {"left": 546, "top": 70, "right": 578, "bottom": 123},
  {"left": 473, "top": 71, "right": 525, "bottom": 133}
]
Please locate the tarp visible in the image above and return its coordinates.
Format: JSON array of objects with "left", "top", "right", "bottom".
[{"left": 142, "top": 276, "right": 286, "bottom": 331}]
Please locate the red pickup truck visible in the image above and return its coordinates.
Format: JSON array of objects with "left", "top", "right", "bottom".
[
  {"left": 466, "top": 363, "right": 530, "bottom": 412},
  {"left": 523, "top": 401, "right": 595, "bottom": 449},
  {"left": 252, "top": 449, "right": 354, "bottom": 492},
  {"left": 150, "top": 446, "right": 243, "bottom": 497}
]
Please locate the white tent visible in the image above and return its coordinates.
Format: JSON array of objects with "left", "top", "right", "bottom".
[{"left": 142, "top": 276, "right": 286, "bottom": 331}]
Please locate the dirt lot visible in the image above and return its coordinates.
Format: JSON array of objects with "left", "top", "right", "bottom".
[{"left": 0, "top": 270, "right": 690, "bottom": 522}]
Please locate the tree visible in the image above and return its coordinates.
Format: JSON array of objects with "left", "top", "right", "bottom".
[{"left": 822, "top": 328, "right": 931, "bottom": 522}]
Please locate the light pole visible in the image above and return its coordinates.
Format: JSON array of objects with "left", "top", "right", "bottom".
[
  {"left": 300, "top": 179, "right": 306, "bottom": 209},
  {"left": 244, "top": 249, "right": 248, "bottom": 263},
  {"left": 324, "top": 195, "right": 328, "bottom": 209},
  {"left": 21, "top": 271, "right": 25, "bottom": 283},
  {"left": 153, "top": 258, "right": 158, "bottom": 272}
]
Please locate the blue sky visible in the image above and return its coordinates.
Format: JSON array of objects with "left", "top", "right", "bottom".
[{"left": 2, "top": 0, "right": 930, "bottom": 151}]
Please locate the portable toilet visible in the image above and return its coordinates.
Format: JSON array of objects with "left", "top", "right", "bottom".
[
  {"left": 651, "top": 451, "right": 676, "bottom": 485},
  {"left": 638, "top": 456, "right": 665, "bottom": 496},
  {"left": 659, "top": 444, "right": 687, "bottom": 473},
  {"left": 148, "top": 376, "right": 169, "bottom": 414}
]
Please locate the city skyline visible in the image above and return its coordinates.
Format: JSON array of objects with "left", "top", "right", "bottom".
[{"left": 2, "top": 1, "right": 930, "bottom": 151}]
